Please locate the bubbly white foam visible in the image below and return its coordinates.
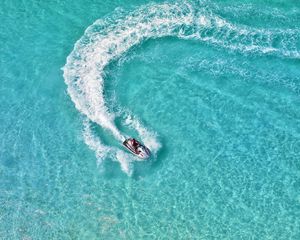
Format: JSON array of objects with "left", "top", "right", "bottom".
[
  {"left": 63, "top": 2, "right": 300, "bottom": 175},
  {"left": 82, "top": 119, "right": 133, "bottom": 175},
  {"left": 82, "top": 120, "right": 109, "bottom": 165}
]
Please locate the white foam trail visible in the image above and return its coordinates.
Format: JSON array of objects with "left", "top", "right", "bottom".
[
  {"left": 115, "top": 149, "right": 133, "bottom": 174},
  {"left": 63, "top": 2, "right": 300, "bottom": 174},
  {"left": 82, "top": 120, "right": 109, "bottom": 165},
  {"left": 83, "top": 119, "right": 133, "bottom": 175},
  {"left": 63, "top": 3, "right": 194, "bottom": 174}
]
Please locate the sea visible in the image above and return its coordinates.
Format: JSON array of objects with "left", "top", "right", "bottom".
[{"left": 1, "top": 0, "right": 300, "bottom": 239}]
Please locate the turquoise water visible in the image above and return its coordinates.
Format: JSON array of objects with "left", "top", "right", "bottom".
[{"left": 1, "top": 0, "right": 300, "bottom": 239}]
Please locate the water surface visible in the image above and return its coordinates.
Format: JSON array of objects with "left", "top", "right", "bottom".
[{"left": 1, "top": 0, "right": 300, "bottom": 239}]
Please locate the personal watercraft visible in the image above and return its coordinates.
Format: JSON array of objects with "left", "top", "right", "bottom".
[{"left": 123, "top": 138, "right": 151, "bottom": 159}]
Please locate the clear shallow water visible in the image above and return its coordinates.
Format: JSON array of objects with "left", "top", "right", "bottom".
[{"left": 1, "top": 0, "right": 300, "bottom": 239}]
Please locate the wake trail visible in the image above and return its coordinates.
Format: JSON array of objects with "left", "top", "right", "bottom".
[{"left": 63, "top": 2, "right": 300, "bottom": 174}]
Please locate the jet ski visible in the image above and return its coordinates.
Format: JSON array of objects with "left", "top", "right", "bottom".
[{"left": 123, "top": 138, "right": 151, "bottom": 159}]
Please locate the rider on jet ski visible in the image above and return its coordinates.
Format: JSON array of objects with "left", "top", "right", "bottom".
[
  {"left": 130, "top": 138, "right": 140, "bottom": 153},
  {"left": 123, "top": 137, "right": 151, "bottom": 159}
]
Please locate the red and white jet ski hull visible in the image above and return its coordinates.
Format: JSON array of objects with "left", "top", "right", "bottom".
[{"left": 123, "top": 138, "right": 151, "bottom": 159}]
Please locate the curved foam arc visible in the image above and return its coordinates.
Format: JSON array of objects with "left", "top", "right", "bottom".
[
  {"left": 63, "top": 3, "right": 194, "bottom": 174},
  {"left": 63, "top": 2, "right": 300, "bottom": 174},
  {"left": 64, "top": 3, "right": 193, "bottom": 139}
]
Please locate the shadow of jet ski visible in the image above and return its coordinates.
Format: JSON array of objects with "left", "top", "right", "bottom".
[{"left": 123, "top": 138, "right": 151, "bottom": 159}]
